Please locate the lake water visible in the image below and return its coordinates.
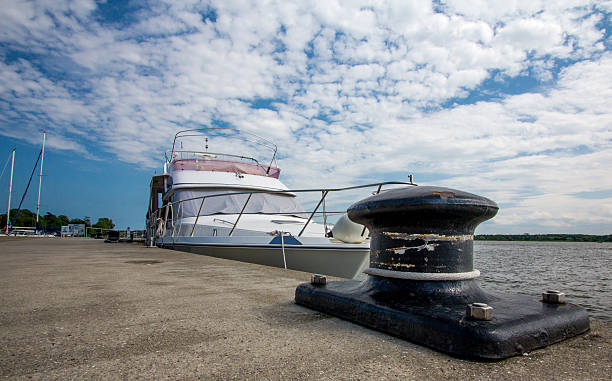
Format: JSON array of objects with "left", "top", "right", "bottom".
[
  {"left": 357, "top": 241, "right": 612, "bottom": 321},
  {"left": 474, "top": 241, "right": 611, "bottom": 321}
]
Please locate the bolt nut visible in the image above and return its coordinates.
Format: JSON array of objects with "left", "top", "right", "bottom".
[
  {"left": 311, "top": 274, "right": 327, "bottom": 285},
  {"left": 467, "top": 302, "right": 493, "bottom": 320},
  {"left": 542, "top": 290, "right": 566, "bottom": 304}
]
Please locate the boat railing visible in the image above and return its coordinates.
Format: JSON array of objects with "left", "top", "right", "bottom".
[
  {"left": 164, "top": 150, "right": 262, "bottom": 165},
  {"left": 149, "top": 180, "right": 417, "bottom": 239},
  {"left": 168, "top": 128, "right": 278, "bottom": 170}
]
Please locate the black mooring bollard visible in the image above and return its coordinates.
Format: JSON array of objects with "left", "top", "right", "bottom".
[{"left": 295, "top": 186, "right": 590, "bottom": 360}]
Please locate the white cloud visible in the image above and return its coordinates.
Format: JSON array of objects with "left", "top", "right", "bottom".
[
  {"left": 0, "top": 0, "right": 610, "bottom": 232},
  {"left": 495, "top": 16, "right": 564, "bottom": 53}
]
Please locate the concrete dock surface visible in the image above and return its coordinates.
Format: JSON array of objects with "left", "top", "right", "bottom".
[{"left": 0, "top": 237, "right": 610, "bottom": 380}]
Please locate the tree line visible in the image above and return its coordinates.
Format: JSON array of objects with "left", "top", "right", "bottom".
[
  {"left": 1, "top": 209, "right": 115, "bottom": 230},
  {"left": 475, "top": 234, "right": 612, "bottom": 242}
]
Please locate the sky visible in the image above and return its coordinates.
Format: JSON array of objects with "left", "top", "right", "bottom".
[{"left": 0, "top": 0, "right": 611, "bottom": 233}]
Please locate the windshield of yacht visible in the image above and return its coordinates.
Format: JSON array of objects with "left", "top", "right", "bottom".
[{"left": 170, "top": 189, "right": 305, "bottom": 218}]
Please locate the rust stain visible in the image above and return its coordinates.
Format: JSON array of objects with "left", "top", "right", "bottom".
[
  {"left": 371, "top": 261, "right": 416, "bottom": 269},
  {"left": 432, "top": 191, "right": 455, "bottom": 199},
  {"left": 383, "top": 232, "right": 473, "bottom": 242},
  {"left": 385, "top": 243, "right": 438, "bottom": 254}
]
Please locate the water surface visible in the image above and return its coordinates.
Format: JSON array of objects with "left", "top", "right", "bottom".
[
  {"left": 474, "top": 241, "right": 611, "bottom": 321},
  {"left": 356, "top": 241, "right": 612, "bottom": 321}
]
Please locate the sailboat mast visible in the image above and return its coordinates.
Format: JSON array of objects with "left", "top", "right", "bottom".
[
  {"left": 6, "top": 149, "right": 15, "bottom": 234},
  {"left": 35, "top": 131, "right": 46, "bottom": 225}
]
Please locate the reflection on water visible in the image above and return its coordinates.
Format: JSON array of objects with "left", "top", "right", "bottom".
[{"left": 474, "top": 241, "right": 611, "bottom": 321}]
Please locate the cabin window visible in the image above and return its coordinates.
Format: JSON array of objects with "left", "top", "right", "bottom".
[{"left": 170, "top": 189, "right": 305, "bottom": 218}]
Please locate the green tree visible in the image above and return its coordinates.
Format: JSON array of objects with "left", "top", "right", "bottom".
[
  {"left": 57, "top": 215, "right": 70, "bottom": 227},
  {"left": 41, "top": 212, "right": 59, "bottom": 227},
  {"left": 42, "top": 212, "right": 56, "bottom": 227},
  {"left": 69, "top": 218, "right": 89, "bottom": 226},
  {"left": 10, "top": 208, "right": 36, "bottom": 227},
  {"left": 0, "top": 209, "right": 37, "bottom": 228},
  {"left": 93, "top": 218, "right": 115, "bottom": 230}
]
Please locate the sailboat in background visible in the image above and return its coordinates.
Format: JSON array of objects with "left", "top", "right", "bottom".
[
  {"left": 35, "top": 132, "right": 46, "bottom": 229},
  {"left": 2, "top": 131, "right": 47, "bottom": 235},
  {"left": 3, "top": 148, "right": 15, "bottom": 235}
]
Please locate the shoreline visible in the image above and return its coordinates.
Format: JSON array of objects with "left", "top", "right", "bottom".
[
  {"left": 475, "top": 234, "right": 612, "bottom": 242},
  {"left": 4, "top": 232, "right": 611, "bottom": 242}
]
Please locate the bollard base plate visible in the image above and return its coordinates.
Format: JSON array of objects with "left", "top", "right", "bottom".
[{"left": 295, "top": 277, "right": 590, "bottom": 360}]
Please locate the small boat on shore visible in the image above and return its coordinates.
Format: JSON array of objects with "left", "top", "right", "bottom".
[{"left": 145, "top": 128, "right": 414, "bottom": 278}]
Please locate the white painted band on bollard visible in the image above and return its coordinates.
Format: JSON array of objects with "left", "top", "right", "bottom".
[{"left": 363, "top": 268, "right": 480, "bottom": 280}]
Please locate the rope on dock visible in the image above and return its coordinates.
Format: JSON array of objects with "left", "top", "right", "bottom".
[{"left": 363, "top": 268, "right": 481, "bottom": 280}]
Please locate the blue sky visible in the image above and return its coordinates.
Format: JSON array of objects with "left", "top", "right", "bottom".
[{"left": 1, "top": 0, "right": 611, "bottom": 233}]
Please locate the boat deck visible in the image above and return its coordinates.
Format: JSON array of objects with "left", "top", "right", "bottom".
[{"left": 0, "top": 237, "right": 610, "bottom": 380}]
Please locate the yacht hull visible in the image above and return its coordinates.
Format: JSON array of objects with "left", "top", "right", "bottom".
[{"left": 156, "top": 236, "right": 370, "bottom": 279}]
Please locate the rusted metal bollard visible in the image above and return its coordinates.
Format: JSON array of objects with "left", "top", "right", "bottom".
[{"left": 295, "top": 186, "right": 590, "bottom": 360}]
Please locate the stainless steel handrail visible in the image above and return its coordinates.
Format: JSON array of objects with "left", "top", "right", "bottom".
[
  {"left": 155, "top": 181, "right": 417, "bottom": 238},
  {"left": 164, "top": 150, "right": 262, "bottom": 165},
  {"left": 322, "top": 190, "right": 328, "bottom": 235},
  {"left": 169, "top": 128, "right": 278, "bottom": 172},
  {"left": 228, "top": 193, "right": 252, "bottom": 236},
  {"left": 172, "top": 201, "right": 182, "bottom": 237},
  {"left": 360, "top": 183, "right": 383, "bottom": 236},
  {"left": 298, "top": 190, "right": 328, "bottom": 237},
  {"left": 166, "top": 181, "right": 415, "bottom": 204},
  {"left": 190, "top": 197, "right": 206, "bottom": 237}
]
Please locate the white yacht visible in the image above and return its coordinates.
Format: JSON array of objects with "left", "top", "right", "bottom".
[{"left": 146, "top": 128, "right": 413, "bottom": 278}]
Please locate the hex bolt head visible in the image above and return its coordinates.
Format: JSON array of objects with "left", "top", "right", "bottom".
[
  {"left": 311, "top": 274, "right": 327, "bottom": 285},
  {"left": 467, "top": 302, "right": 494, "bottom": 320},
  {"left": 542, "top": 290, "right": 566, "bottom": 304}
]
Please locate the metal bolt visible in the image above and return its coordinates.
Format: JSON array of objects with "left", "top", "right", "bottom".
[
  {"left": 466, "top": 302, "right": 493, "bottom": 320},
  {"left": 311, "top": 274, "right": 327, "bottom": 285},
  {"left": 542, "top": 290, "right": 566, "bottom": 304}
]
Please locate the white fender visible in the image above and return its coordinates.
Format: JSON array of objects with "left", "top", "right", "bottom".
[{"left": 331, "top": 213, "right": 368, "bottom": 243}]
